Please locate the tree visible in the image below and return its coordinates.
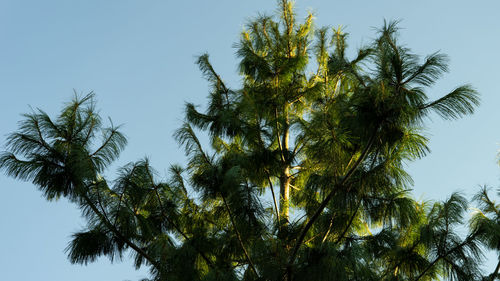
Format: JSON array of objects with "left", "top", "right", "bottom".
[{"left": 1, "top": 1, "right": 492, "bottom": 280}]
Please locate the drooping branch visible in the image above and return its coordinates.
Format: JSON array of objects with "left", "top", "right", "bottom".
[
  {"left": 144, "top": 165, "right": 217, "bottom": 270},
  {"left": 80, "top": 193, "right": 161, "bottom": 270}
]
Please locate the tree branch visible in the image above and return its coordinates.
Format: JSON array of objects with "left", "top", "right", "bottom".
[
  {"left": 80, "top": 193, "right": 161, "bottom": 270},
  {"left": 288, "top": 131, "right": 377, "bottom": 266},
  {"left": 413, "top": 233, "right": 478, "bottom": 281},
  {"left": 221, "top": 194, "right": 260, "bottom": 278},
  {"left": 144, "top": 166, "right": 216, "bottom": 269},
  {"left": 266, "top": 171, "right": 281, "bottom": 226}
]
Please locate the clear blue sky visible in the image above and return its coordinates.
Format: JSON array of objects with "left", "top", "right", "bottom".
[{"left": 1, "top": 0, "right": 499, "bottom": 280}]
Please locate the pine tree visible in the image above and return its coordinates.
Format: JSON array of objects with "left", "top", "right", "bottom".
[{"left": 1, "top": 1, "right": 492, "bottom": 280}]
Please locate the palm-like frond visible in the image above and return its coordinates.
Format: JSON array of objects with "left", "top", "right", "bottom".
[{"left": 421, "top": 85, "right": 480, "bottom": 120}]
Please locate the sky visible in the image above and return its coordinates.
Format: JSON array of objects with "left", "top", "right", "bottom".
[{"left": 1, "top": 0, "right": 500, "bottom": 280}]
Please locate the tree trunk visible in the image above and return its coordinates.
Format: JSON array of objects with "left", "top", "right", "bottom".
[
  {"left": 279, "top": 118, "right": 290, "bottom": 222},
  {"left": 280, "top": 166, "right": 290, "bottom": 221}
]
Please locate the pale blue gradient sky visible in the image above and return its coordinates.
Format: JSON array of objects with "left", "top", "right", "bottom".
[{"left": 1, "top": 1, "right": 500, "bottom": 280}]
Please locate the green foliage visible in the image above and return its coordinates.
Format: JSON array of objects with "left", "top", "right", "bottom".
[{"left": 2, "top": 1, "right": 498, "bottom": 281}]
